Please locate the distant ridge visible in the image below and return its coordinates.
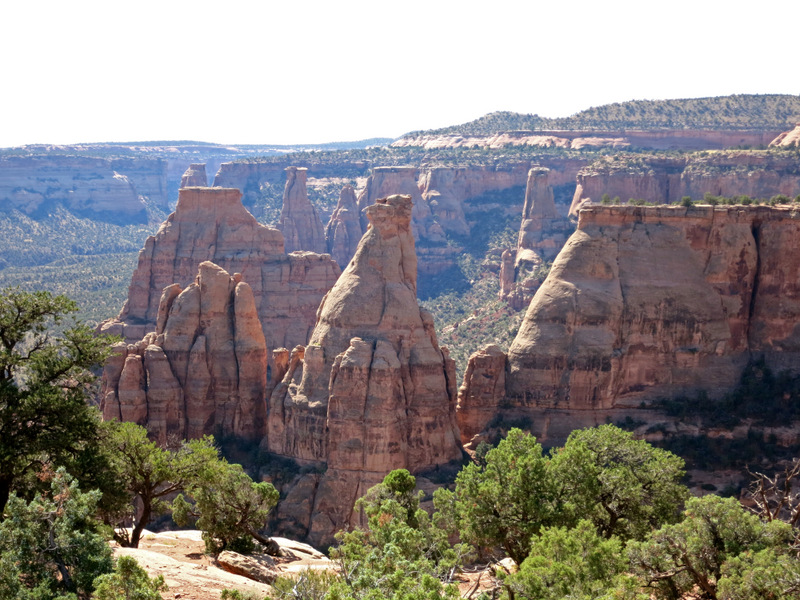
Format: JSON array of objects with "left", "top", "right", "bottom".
[{"left": 403, "top": 94, "right": 800, "bottom": 138}]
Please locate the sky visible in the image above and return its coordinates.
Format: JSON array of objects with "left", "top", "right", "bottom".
[{"left": 1, "top": 0, "right": 798, "bottom": 147}]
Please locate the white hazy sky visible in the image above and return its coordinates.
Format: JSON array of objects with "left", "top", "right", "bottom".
[{"left": 1, "top": 0, "right": 798, "bottom": 147}]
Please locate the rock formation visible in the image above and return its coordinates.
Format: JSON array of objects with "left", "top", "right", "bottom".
[
  {"left": 356, "top": 167, "right": 445, "bottom": 242},
  {"left": 394, "top": 129, "right": 782, "bottom": 152},
  {"left": 770, "top": 123, "right": 800, "bottom": 147},
  {"left": 269, "top": 194, "right": 463, "bottom": 546},
  {"left": 515, "top": 167, "right": 574, "bottom": 266},
  {"left": 569, "top": 152, "right": 800, "bottom": 215},
  {"left": 0, "top": 155, "right": 168, "bottom": 222},
  {"left": 324, "top": 185, "right": 363, "bottom": 269},
  {"left": 278, "top": 167, "right": 327, "bottom": 254},
  {"left": 102, "top": 262, "right": 267, "bottom": 442},
  {"left": 460, "top": 204, "right": 800, "bottom": 443},
  {"left": 180, "top": 163, "right": 208, "bottom": 187},
  {"left": 99, "top": 187, "right": 340, "bottom": 376}
]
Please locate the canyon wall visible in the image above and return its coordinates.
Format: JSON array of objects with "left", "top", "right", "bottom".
[
  {"left": 395, "top": 129, "right": 781, "bottom": 151},
  {"left": 180, "top": 163, "right": 208, "bottom": 188},
  {"left": 459, "top": 204, "right": 800, "bottom": 445},
  {"left": 570, "top": 153, "right": 800, "bottom": 214},
  {"left": 0, "top": 155, "right": 168, "bottom": 222},
  {"left": 325, "top": 185, "right": 363, "bottom": 269}
]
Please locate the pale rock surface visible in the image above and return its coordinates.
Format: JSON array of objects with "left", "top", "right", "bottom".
[
  {"left": 325, "top": 184, "right": 363, "bottom": 268},
  {"left": 278, "top": 166, "right": 327, "bottom": 254},
  {"left": 217, "top": 551, "right": 278, "bottom": 584},
  {"left": 270, "top": 194, "right": 463, "bottom": 547},
  {"left": 180, "top": 163, "right": 208, "bottom": 187},
  {"left": 98, "top": 187, "right": 339, "bottom": 376},
  {"left": 102, "top": 262, "right": 268, "bottom": 441},
  {"left": 770, "top": 123, "right": 800, "bottom": 147}
]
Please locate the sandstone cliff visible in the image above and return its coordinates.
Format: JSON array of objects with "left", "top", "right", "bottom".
[
  {"left": 0, "top": 155, "right": 168, "bottom": 223},
  {"left": 459, "top": 204, "right": 800, "bottom": 445},
  {"left": 99, "top": 187, "right": 340, "bottom": 374},
  {"left": 394, "top": 129, "right": 781, "bottom": 151},
  {"left": 102, "top": 262, "right": 267, "bottom": 441},
  {"left": 180, "top": 163, "right": 208, "bottom": 188},
  {"left": 770, "top": 123, "right": 800, "bottom": 147},
  {"left": 569, "top": 152, "right": 800, "bottom": 215},
  {"left": 515, "top": 167, "right": 574, "bottom": 266},
  {"left": 278, "top": 167, "right": 327, "bottom": 254},
  {"left": 324, "top": 185, "right": 363, "bottom": 269},
  {"left": 269, "top": 194, "right": 463, "bottom": 546}
]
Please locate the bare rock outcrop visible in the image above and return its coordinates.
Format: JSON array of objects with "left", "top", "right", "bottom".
[
  {"left": 98, "top": 187, "right": 340, "bottom": 369},
  {"left": 101, "top": 262, "right": 268, "bottom": 441},
  {"left": 569, "top": 152, "right": 800, "bottom": 215},
  {"left": 180, "top": 163, "right": 208, "bottom": 187},
  {"left": 324, "top": 185, "right": 363, "bottom": 269},
  {"left": 515, "top": 167, "right": 574, "bottom": 266},
  {"left": 278, "top": 167, "right": 327, "bottom": 254},
  {"left": 506, "top": 204, "right": 800, "bottom": 409},
  {"left": 461, "top": 204, "right": 800, "bottom": 444},
  {"left": 770, "top": 123, "right": 800, "bottom": 147},
  {"left": 456, "top": 344, "right": 507, "bottom": 447},
  {"left": 269, "top": 194, "right": 463, "bottom": 546}
]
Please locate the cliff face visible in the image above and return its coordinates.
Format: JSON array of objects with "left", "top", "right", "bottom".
[
  {"left": 394, "top": 129, "right": 781, "bottom": 151},
  {"left": 507, "top": 204, "right": 800, "bottom": 406},
  {"left": 0, "top": 155, "right": 168, "bottom": 222},
  {"left": 324, "top": 185, "right": 363, "bottom": 269},
  {"left": 99, "top": 187, "right": 340, "bottom": 373},
  {"left": 278, "top": 167, "right": 327, "bottom": 254},
  {"left": 460, "top": 204, "right": 800, "bottom": 443},
  {"left": 269, "top": 195, "right": 462, "bottom": 546},
  {"left": 180, "top": 163, "right": 208, "bottom": 188},
  {"left": 570, "top": 153, "right": 800, "bottom": 214},
  {"left": 102, "top": 262, "right": 268, "bottom": 441}
]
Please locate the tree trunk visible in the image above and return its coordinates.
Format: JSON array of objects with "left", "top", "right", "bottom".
[
  {"left": 0, "top": 475, "right": 12, "bottom": 518},
  {"left": 129, "top": 498, "right": 152, "bottom": 548}
]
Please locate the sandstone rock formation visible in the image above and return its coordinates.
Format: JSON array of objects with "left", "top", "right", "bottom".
[
  {"left": 324, "top": 185, "right": 363, "bottom": 269},
  {"left": 456, "top": 344, "right": 507, "bottom": 446},
  {"left": 569, "top": 152, "right": 800, "bottom": 215},
  {"left": 770, "top": 123, "right": 800, "bottom": 147},
  {"left": 99, "top": 187, "right": 340, "bottom": 375},
  {"left": 180, "top": 163, "right": 208, "bottom": 187},
  {"left": 102, "top": 262, "right": 268, "bottom": 441},
  {"left": 515, "top": 167, "right": 574, "bottom": 266},
  {"left": 269, "top": 194, "right": 463, "bottom": 546},
  {"left": 356, "top": 167, "right": 445, "bottom": 242},
  {"left": 278, "top": 167, "right": 327, "bottom": 254},
  {"left": 0, "top": 155, "right": 168, "bottom": 222},
  {"left": 394, "top": 129, "right": 781, "bottom": 152},
  {"left": 459, "top": 204, "right": 800, "bottom": 445}
]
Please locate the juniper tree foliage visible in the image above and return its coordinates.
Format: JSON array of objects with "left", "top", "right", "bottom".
[
  {"left": 0, "top": 288, "right": 114, "bottom": 517},
  {"left": 0, "top": 467, "right": 113, "bottom": 600}
]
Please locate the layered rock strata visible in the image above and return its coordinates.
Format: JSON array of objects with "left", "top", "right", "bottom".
[
  {"left": 394, "top": 129, "right": 781, "bottom": 151},
  {"left": 278, "top": 167, "right": 327, "bottom": 254},
  {"left": 269, "top": 194, "right": 463, "bottom": 546},
  {"left": 570, "top": 152, "right": 800, "bottom": 215},
  {"left": 459, "top": 204, "right": 800, "bottom": 444},
  {"left": 101, "top": 262, "right": 267, "bottom": 441},
  {"left": 515, "top": 167, "right": 574, "bottom": 266},
  {"left": 324, "top": 185, "right": 363, "bottom": 269},
  {"left": 99, "top": 187, "right": 340, "bottom": 374},
  {"left": 180, "top": 163, "right": 208, "bottom": 188},
  {"left": 0, "top": 155, "right": 168, "bottom": 222}
]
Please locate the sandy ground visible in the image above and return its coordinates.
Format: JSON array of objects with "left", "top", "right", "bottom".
[{"left": 113, "top": 530, "right": 333, "bottom": 600}]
